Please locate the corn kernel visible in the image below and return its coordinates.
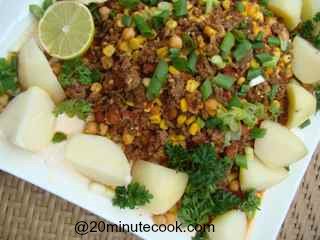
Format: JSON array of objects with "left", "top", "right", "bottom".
[
  {"left": 169, "top": 66, "right": 180, "bottom": 75},
  {"left": 186, "top": 116, "right": 196, "bottom": 125},
  {"left": 150, "top": 114, "right": 161, "bottom": 124},
  {"left": 187, "top": 2, "right": 193, "bottom": 10},
  {"left": 222, "top": 0, "right": 231, "bottom": 10},
  {"left": 250, "top": 59, "right": 260, "bottom": 68},
  {"left": 197, "top": 36, "right": 205, "bottom": 49},
  {"left": 180, "top": 98, "right": 188, "bottom": 112},
  {"left": 160, "top": 120, "right": 168, "bottom": 130},
  {"left": 177, "top": 135, "right": 185, "bottom": 142},
  {"left": 237, "top": 77, "right": 246, "bottom": 85},
  {"left": 123, "top": 133, "right": 135, "bottom": 145},
  {"left": 265, "top": 67, "right": 274, "bottom": 77},
  {"left": 103, "top": 44, "right": 115, "bottom": 57},
  {"left": 203, "top": 26, "right": 217, "bottom": 37},
  {"left": 118, "top": 41, "right": 130, "bottom": 52},
  {"left": 166, "top": 19, "right": 177, "bottom": 29},
  {"left": 282, "top": 54, "right": 292, "bottom": 64},
  {"left": 189, "top": 122, "right": 200, "bottom": 135},
  {"left": 129, "top": 36, "right": 146, "bottom": 50},
  {"left": 255, "top": 11, "right": 264, "bottom": 22},
  {"left": 273, "top": 48, "right": 281, "bottom": 58},
  {"left": 177, "top": 114, "right": 187, "bottom": 126},
  {"left": 91, "top": 82, "right": 102, "bottom": 93},
  {"left": 142, "top": 78, "right": 151, "bottom": 87},
  {"left": 157, "top": 47, "right": 169, "bottom": 59},
  {"left": 185, "top": 79, "right": 200, "bottom": 93},
  {"left": 272, "top": 100, "right": 281, "bottom": 109},
  {"left": 205, "top": 98, "right": 219, "bottom": 116}
]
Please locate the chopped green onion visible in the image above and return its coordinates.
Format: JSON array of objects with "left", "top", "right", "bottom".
[
  {"left": 299, "top": 119, "right": 311, "bottom": 129},
  {"left": 212, "top": 74, "right": 235, "bottom": 90},
  {"left": 206, "top": 0, "right": 219, "bottom": 13},
  {"left": 196, "top": 117, "right": 205, "bottom": 128},
  {"left": 235, "top": 1, "right": 245, "bottom": 12},
  {"left": 119, "top": 0, "right": 140, "bottom": 9},
  {"left": 210, "top": 55, "right": 226, "bottom": 69},
  {"left": 233, "top": 40, "right": 252, "bottom": 62},
  {"left": 52, "top": 132, "right": 67, "bottom": 144},
  {"left": 220, "top": 32, "right": 235, "bottom": 55},
  {"left": 122, "top": 15, "right": 133, "bottom": 27},
  {"left": 133, "top": 15, "right": 154, "bottom": 37},
  {"left": 200, "top": 79, "right": 213, "bottom": 100},
  {"left": 268, "top": 84, "right": 279, "bottom": 101},
  {"left": 151, "top": 10, "right": 170, "bottom": 29},
  {"left": 250, "top": 127, "right": 266, "bottom": 139},
  {"left": 147, "top": 60, "right": 169, "bottom": 100},
  {"left": 238, "top": 84, "right": 250, "bottom": 96},
  {"left": 171, "top": 56, "right": 188, "bottom": 71},
  {"left": 29, "top": 5, "right": 44, "bottom": 20},
  {"left": 187, "top": 51, "right": 198, "bottom": 74},
  {"left": 228, "top": 96, "right": 242, "bottom": 109},
  {"left": 252, "top": 42, "right": 265, "bottom": 49},
  {"left": 182, "top": 33, "right": 196, "bottom": 52},
  {"left": 141, "top": 0, "right": 158, "bottom": 5},
  {"left": 235, "top": 154, "right": 248, "bottom": 168},
  {"left": 280, "top": 39, "right": 289, "bottom": 51},
  {"left": 256, "top": 32, "right": 264, "bottom": 41},
  {"left": 247, "top": 68, "right": 262, "bottom": 81},
  {"left": 173, "top": 0, "right": 187, "bottom": 17},
  {"left": 205, "top": 117, "right": 223, "bottom": 129},
  {"left": 256, "top": 53, "right": 279, "bottom": 68},
  {"left": 268, "top": 36, "right": 281, "bottom": 46}
]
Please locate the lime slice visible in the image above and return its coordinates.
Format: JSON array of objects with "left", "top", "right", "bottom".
[{"left": 38, "top": 2, "right": 95, "bottom": 60}]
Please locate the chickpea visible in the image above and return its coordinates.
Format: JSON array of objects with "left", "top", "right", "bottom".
[
  {"left": 90, "top": 82, "right": 102, "bottom": 93},
  {"left": 122, "top": 27, "right": 136, "bottom": 40},
  {"left": 99, "top": 6, "right": 110, "bottom": 21},
  {"left": 205, "top": 98, "right": 219, "bottom": 116},
  {"left": 169, "top": 35, "right": 183, "bottom": 49},
  {"left": 84, "top": 122, "right": 98, "bottom": 134}
]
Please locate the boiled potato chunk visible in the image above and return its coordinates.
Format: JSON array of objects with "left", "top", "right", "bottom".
[
  {"left": 55, "top": 113, "right": 85, "bottom": 135},
  {"left": 19, "top": 38, "right": 65, "bottom": 103},
  {"left": 208, "top": 210, "right": 248, "bottom": 240},
  {"left": 254, "top": 121, "right": 308, "bottom": 168},
  {"left": 240, "top": 156, "right": 289, "bottom": 191},
  {"left": 0, "top": 87, "right": 55, "bottom": 152},
  {"left": 132, "top": 160, "right": 188, "bottom": 215},
  {"left": 302, "top": 0, "right": 320, "bottom": 20},
  {"left": 292, "top": 36, "right": 320, "bottom": 84},
  {"left": 287, "top": 82, "right": 316, "bottom": 128},
  {"left": 268, "top": 0, "right": 302, "bottom": 30},
  {"left": 65, "top": 134, "right": 131, "bottom": 186}
]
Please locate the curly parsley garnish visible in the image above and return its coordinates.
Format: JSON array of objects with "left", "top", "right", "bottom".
[
  {"left": 112, "top": 182, "right": 153, "bottom": 209},
  {"left": 298, "top": 12, "right": 320, "bottom": 49},
  {"left": 0, "top": 56, "right": 18, "bottom": 96},
  {"left": 53, "top": 99, "right": 92, "bottom": 120}
]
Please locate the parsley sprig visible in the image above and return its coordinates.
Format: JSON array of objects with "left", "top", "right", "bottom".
[
  {"left": 0, "top": 56, "right": 18, "bottom": 96},
  {"left": 53, "top": 99, "right": 92, "bottom": 120},
  {"left": 112, "top": 182, "right": 153, "bottom": 209},
  {"left": 298, "top": 12, "right": 320, "bottom": 49}
]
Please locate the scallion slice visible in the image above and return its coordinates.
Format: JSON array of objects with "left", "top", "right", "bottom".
[
  {"left": 220, "top": 32, "right": 235, "bottom": 55},
  {"left": 133, "top": 15, "right": 153, "bottom": 37},
  {"left": 146, "top": 60, "right": 169, "bottom": 100},
  {"left": 212, "top": 74, "right": 235, "bottom": 90},
  {"left": 200, "top": 79, "right": 213, "bottom": 100},
  {"left": 173, "top": 0, "right": 187, "bottom": 17},
  {"left": 233, "top": 40, "right": 252, "bottom": 62}
]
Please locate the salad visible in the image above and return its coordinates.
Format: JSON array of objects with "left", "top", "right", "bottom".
[{"left": 0, "top": 0, "right": 320, "bottom": 239}]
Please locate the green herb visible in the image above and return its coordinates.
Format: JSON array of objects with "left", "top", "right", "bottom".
[
  {"left": 52, "top": 132, "right": 67, "bottom": 143},
  {"left": 173, "top": 0, "right": 187, "bottom": 17},
  {"left": 42, "top": 0, "right": 54, "bottom": 10},
  {"left": 235, "top": 154, "right": 248, "bottom": 168},
  {"left": 247, "top": 68, "right": 262, "bottom": 81},
  {"left": 29, "top": 5, "right": 44, "bottom": 20},
  {"left": 252, "top": 42, "right": 265, "bottom": 49},
  {"left": 315, "top": 85, "right": 320, "bottom": 111},
  {"left": 146, "top": 60, "right": 169, "bottom": 100},
  {"left": 259, "top": 0, "right": 269, "bottom": 6},
  {"left": 205, "top": 0, "right": 219, "bottom": 14},
  {"left": 268, "top": 84, "right": 279, "bottom": 101},
  {"left": 187, "top": 51, "right": 198, "bottom": 74},
  {"left": 256, "top": 53, "right": 279, "bottom": 68},
  {"left": 151, "top": 10, "right": 170, "bottom": 29},
  {"left": 58, "top": 58, "right": 101, "bottom": 87},
  {"left": 112, "top": 182, "right": 153, "bottom": 209},
  {"left": 88, "top": 3, "right": 101, "bottom": 22},
  {"left": 210, "top": 55, "right": 226, "bottom": 69},
  {"left": 119, "top": 0, "right": 140, "bottom": 9},
  {"left": 228, "top": 96, "right": 242, "bottom": 109},
  {"left": 53, "top": 99, "right": 92, "bottom": 120},
  {"left": 0, "top": 56, "right": 18, "bottom": 95},
  {"left": 298, "top": 13, "right": 320, "bottom": 49},
  {"left": 212, "top": 74, "right": 235, "bottom": 90},
  {"left": 235, "top": 1, "right": 245, "bottom": 12},
  {"left": 182, "top": 33, "right": 196, "bottom": 52},
  {"left": 165, "top": 143, "right": 189, "bottom": 171},
  {"left": 269, "top": 100, "right": 282, "bottom": 120},
  {"left": 256, "top": 31, "right": 264, "bottom": 41},
  {"left": 205, "top": 117, "right": 223, "bottom": 129},
  {"left": 233, "top": 40, "right": 252, "bottom": 62},
  {"left": 238, "top": 84, "right": 250, "bottom": 96},
  {"left": 200, "top": 79, "right": 213, "bottom": 100},
  {"left": 210, "top": 190, "right": 241, "bottom": 215},
  {"left": 122, "top": 15, "right": 133, "bottom": 27},
  {"left": 172, "top": 56, "right": 188, "bottom": 70},
  {"left": 268, "top": 36, "right": 281, "bottom": 46},
  {"left": 240, "top": 190, "right": 261, "bottom": 219},
  {"left": 133, "top": 15, "right": 154, "bottom": 37},
  {"left": 141, "top": 0, "right": 158, "bottom": 5},
  {"left": 299, "top": 119, "right": 311, "bottom": 129},
  {"left": 192, "top": 232, "right": 208, "bottom": 240},
  {"left": 250, "top": 127, "right": 266, "bottom": 139},
  {"left": 220, "top": 32, "right": 235, "bottom": 55}
]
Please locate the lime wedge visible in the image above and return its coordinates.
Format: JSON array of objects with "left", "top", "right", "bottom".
[{"left": 38, "top": 2, "right": 94, "bottom": 60}]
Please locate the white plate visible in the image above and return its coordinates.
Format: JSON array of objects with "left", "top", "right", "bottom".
[{"left": 0, "top": 1, "right": 319, "bottom": 240}]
